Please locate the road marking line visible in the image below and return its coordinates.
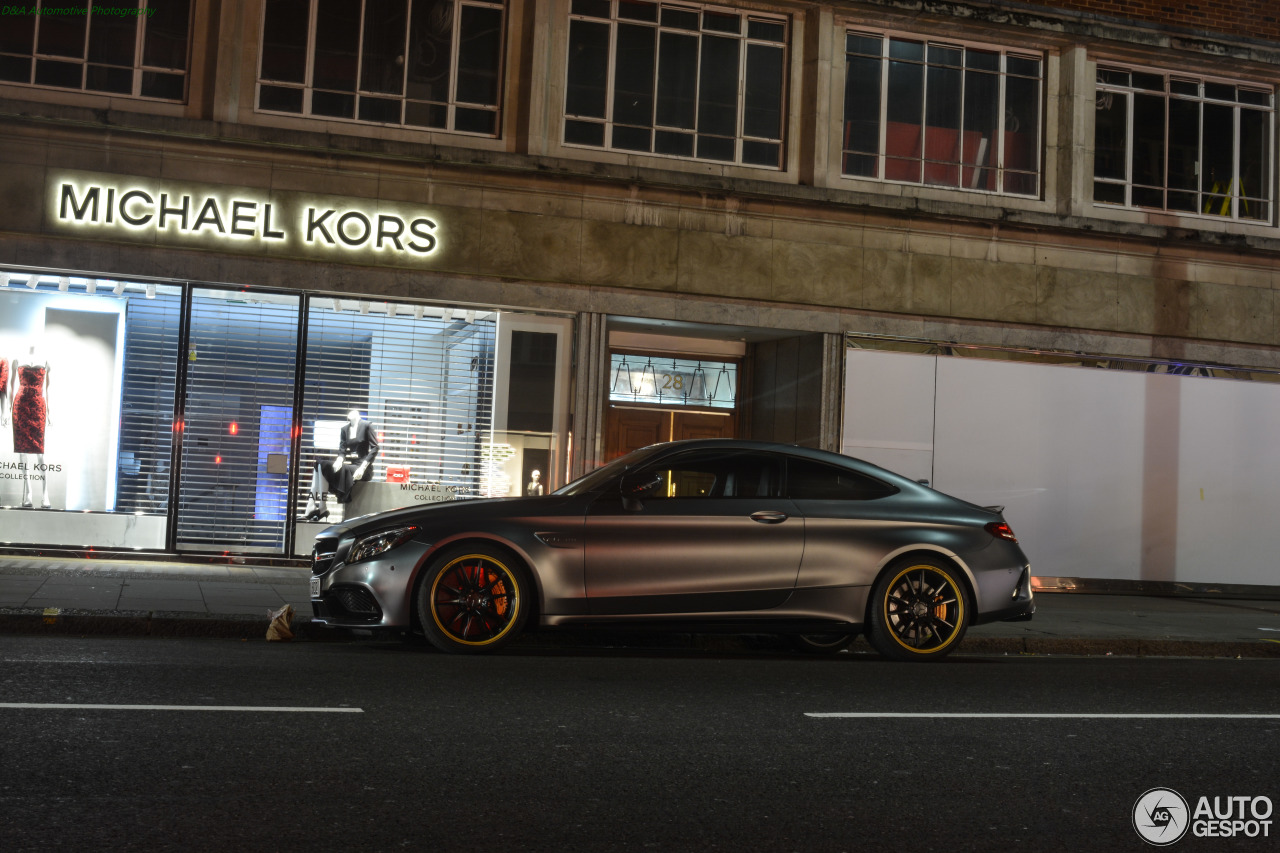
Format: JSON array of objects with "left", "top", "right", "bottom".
[
  {"left": 806, "top": 712, "right": 1280, "bottom": 719},
  {"left": 0, "top": 703, "right": 363, "bottom": 713}
]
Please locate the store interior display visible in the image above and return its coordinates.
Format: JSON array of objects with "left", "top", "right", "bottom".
[
  {"left": 12, "top": 344, "right": 52, "bottom": 508},
  {"left": 302, "top": 409, "right": 380, "bottom": 521}
]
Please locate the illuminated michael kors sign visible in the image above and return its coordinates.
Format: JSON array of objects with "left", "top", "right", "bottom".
[{"left": 53, "top": 179, "right": 439, "bottom": 256}]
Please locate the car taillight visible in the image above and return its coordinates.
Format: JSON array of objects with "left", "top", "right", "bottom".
[{"left": 985, "top": 521, "right": 1018, "bottom": 542}]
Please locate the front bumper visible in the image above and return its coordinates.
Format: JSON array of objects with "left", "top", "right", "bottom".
[{"left": 309, "top": 533, "right": 430, "bottom": 629}]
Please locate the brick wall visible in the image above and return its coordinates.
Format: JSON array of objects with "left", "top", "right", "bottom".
[{"left": 1032, "top": 1, "right": 1280, "bottom": 43}]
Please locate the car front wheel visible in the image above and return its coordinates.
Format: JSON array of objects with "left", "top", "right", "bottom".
[
  {"left": 866, "top": 557, "right": 969, "bottom": 661},
  {"left": 417, "top": 545, "right": 530, "bottom": 654}
]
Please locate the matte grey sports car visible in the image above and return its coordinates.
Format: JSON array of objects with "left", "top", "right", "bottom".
[{"left": 309, "top": 439, "right": 1034, "bottom": 660}]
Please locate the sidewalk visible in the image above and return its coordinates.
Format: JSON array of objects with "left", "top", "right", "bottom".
[{"left": 0, "top": 554, "right": 1278, "bottom": 657}]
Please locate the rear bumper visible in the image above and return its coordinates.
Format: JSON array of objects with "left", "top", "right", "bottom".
[{"left": 974, "top": 565, "right": 1035, "bottom": 625}]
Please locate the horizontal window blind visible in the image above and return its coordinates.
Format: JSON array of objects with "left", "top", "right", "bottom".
[
  {"left": 116, "top": 281, "right": 183, "bottom": 515},
  {"left": 299, "top": 299, "right": 497, "bottom": 510},
  {"left": 176, "top": 289, "right": 300, "bottom": 551}
]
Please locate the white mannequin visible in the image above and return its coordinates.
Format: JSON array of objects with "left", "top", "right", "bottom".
[
  {"left": 526, "top": 469, "right": 543, "bottom": 496},
  {"left": 13, "top": 344, "right": 52, "bottom": 509}
]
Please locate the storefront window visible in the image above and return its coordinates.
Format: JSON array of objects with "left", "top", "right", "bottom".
[
  {"left": 0, "top": 272, "right": 182, "bottom": 549},
  {"left": 1, "top": 273, "right": 572, "bottom": 556}
]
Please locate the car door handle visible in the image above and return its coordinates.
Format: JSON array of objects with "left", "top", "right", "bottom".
[{"left": 750, "top": 510, "right": 789, "bottom": 524}]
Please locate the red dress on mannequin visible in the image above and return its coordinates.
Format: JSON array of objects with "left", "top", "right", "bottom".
[
  {"left": 0, "top": 359, "right": 8, "bottom": 407},
  {"left": 13, "top": 365, "right": 47, "bottom": 454}
]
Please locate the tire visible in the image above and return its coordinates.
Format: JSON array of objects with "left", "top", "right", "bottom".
[
  {"left": 416, "top": 545, "right": 530, "bottom": 654},
  {"left": 866, "top": 556, "right": 969, "bottom": 662},
  {"left": 791, "top": 633, "right": 856, "bottom": 654}
]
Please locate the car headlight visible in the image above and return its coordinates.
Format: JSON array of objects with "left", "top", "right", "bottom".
[{"left": 348, "top": 526, "right": 420, "bottom": 564}]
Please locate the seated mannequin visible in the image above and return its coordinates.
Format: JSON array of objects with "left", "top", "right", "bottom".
[{"left": 302, "top": 409, "right": 379, "bottom": 521}]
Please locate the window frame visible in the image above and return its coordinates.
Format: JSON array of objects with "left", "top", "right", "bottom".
[
  {"left": 1092, "top": 62, "right": 1275, "bottom": 224},
  {"left": 562, "top": 0, "right": 790, "bottom": 170},
  {"left": 839, "top": 29, "right": 1044, "bottom": 198},
  {"left": 254, "top": 0, "right": 508, "bottom": 137},
  {"left": 0, "top": 0, "right": 192, "bottom": 102}
]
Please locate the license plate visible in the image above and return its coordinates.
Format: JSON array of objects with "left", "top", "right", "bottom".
[{"left": 310, "top": 576, "right": 321, "bottom": 597}]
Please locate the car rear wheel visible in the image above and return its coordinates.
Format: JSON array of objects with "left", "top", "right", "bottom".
[
  {"left": 792, "top": 633, "right": 856, "bottom": 654},
  {"left": 417, "top": 545, "right": 530, "bottom": 654},
  {"left": 866, "top": 557, "right": 969, "bottom": 661}
]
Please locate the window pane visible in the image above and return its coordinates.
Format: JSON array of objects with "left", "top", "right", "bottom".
[
  {"left": 962, "top": 68, "right": 998, "bottom": 190},
  {"left": 654, "top": 129, "right": 693, "bottom": 156},
  {"left": 1093, "top": 89, "right": 1127, "bottom": 181},
  {"left": 928, "top": 44, "right": 961, "bottom": 67},
  {"left": 312, "top": 89, "right": 356, "bottom": 117},
  {"left": 843, "top": 53, "right": 881, "bottom": 158},
  {"left": 405, "top": 99, "right": 449, "bottom": 127},
  {"left": 741, "top": 139, "right": 779, "bottom": 167},
  {"left": 965, "top": 49, "right": 997, "bottom": 71},
  {"left": 637, "top": 451, "right": 776, "bottom": 499},
  {"left": 1201, "top": 102, "right": 1234, "bottom": 215},
  {"left": 747, "top": 20, "right": 784, "bottom": 43},
  {"left": 314, "top": 0, "right": 361, "bottom": 92},
  {"left": 565, "top": 19, "right": 608, "bottom": 118},
  {"left": 358, "top": 94, "right": 402, "bottom": 122},
  {"left": 888, "top": 38, "right": 922, "bottom": 62},
  {"left": 258, "top": 83, "right": 305, "bottom": 112},
  {"left": 39, "top": 1, "right": 89, "bottom": 59},
  {"left": 35, "top": 58, "right": 83, "bottom": 88},
  {"left": 787, "top": 458, "right": 895, "bottom": 501},
  {"left": 142, "top": 0, "right": 191, "bottom": 70},
  {"left": 697, "top": 134, "right": 734, "bottom": 161},
  {"left": 924, "top": 63, "right": 961, "bottom": 186},
  {"left": 89, "top": 0, "right": 139, "bottom": 67},
  {"left": 0, "top": 55, "right": 32, "bottom": 83},
  {"left": 86, "top": 63, "right": 133, "bottom": 93},
  {"left": 407, "top": 0, "right": 454, "bottom": 104},
  {"left": 612, "top": 124, "right": 651, "bottom": 151},
  {"left": 846, "top": 34, "right": 880, "bottom": 57},
  {"left": 454, "top": 105, "right": 496, "bottom": 133},
  {"left": 1003, "top": 73, "right": 1039, "bottom": 172},
  {"left": 697, "top": 35, "right": 739, "bottom": 137},
  {"left": 1167, "top": 98, "right": 1198, "bottom": 192},
  {"left": 0, "top": 9, "right": 34, "bottom": 54},
  {"left": 564, "top": 118, "right": 605, "bottom": 146},
  {"left": 141, "top": 70, "right": 184, "bottom": 100},
  {"left": 1006, "top": 55, "right": 1039, "bottom": 78},
  {"left": 617, "top": 0, "right": 656, "bottom": 22},
  {"left": 885, "top": 54, "right": 923, "bottom": 179},
  {"left": 456, "top": 4, "right": 502, "bottom": 105},
  {"left": 260, "top": 0, "right": 309, "bottom": 83},
  {"left": 1132, "top": 71, "right": 1164, "bottom": 92},
  {"left": 572, "top": 0, "right": 609, "bottom": 18},
  {"left": 1204, "top": 82, "right": 1235, "bottom": 102},
  {"left": 702, "top": 12, "right": 739, "bottom": 34},
  {"left": 656, "top": 31, "right": 697, "bottom": 129},
  {"left": 661, "top": 7, "right": 697, "bottom": 30},
  {"left": 1132, "top": 93, "right": 1166, "bottom": 191},
  {"left": 612, "top": 23, "right": 655, "bottom": 127},
  {"left": 1240, "top": 107, "right": 1269, "bottom": 208},
  {"left": 1094, "top": 180, "right": 1125, "bottom": 204},
  {"left": 360, "top": 0, "right": 408, "bottom": 96},
  {"left": 743, "top": 43, "right": 782, "bottom": 141}
]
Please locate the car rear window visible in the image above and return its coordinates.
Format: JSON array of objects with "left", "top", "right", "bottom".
[{"left": 786, "top": 458, "right": 898, "bottom": 501}]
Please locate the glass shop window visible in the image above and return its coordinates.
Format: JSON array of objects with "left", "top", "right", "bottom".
[
  {"left": 564, "top": 0, "right": 788, "bottom": 168},
  {"left": 257, "top": 0, "right": 506, "bottom": 136},
  {"left": 0, "top": 272, "right": 181, "bottom": 550},
  {"left": 0, "top": 0, "right": 192, "bottom": 100},
  {"left": 842, "top": 33, "right": 1042, "bottom": 196},
  {"left": 1094, "top": 66, "right": 1273, "bottom": 222}
]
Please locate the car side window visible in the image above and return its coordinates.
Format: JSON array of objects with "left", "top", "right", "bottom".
[
  {"left": 634, "top": 450, "right": 780, "bottom": 499},
  {"left": 786, "top": 457, "right": 898, "bottom": 501}
]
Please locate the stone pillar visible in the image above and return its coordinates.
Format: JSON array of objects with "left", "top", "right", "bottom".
[{"left": 570, "top": 312, "right": 609, "bottom": 479}]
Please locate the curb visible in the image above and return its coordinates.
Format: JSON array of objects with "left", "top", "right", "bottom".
[{"left": 1, "top": 610, "right": 1278, "bottom": 657}]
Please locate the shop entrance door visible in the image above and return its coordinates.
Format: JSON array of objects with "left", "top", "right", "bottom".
[
  {"left": 173, "top": 289, "right": 300, "bottom": 553},
  {"left": 603, "top": 407, "right": 735, "bottom": 461}
]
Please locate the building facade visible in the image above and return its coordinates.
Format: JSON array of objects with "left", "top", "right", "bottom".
[{"left": 0, "top": 0, "right": 1278, "bottom": 588}]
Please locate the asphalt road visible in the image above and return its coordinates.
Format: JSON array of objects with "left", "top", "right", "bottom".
[{"left": 1, "top": 637, "right": 1277, "bottom": 852}]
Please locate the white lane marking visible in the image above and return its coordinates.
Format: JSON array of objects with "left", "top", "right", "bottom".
[
  {"left": 1, "top": 703, "right": 363, "bottom": 713},
  {"left": 806, "top": 712, "right": 1280, "bottom": 719}
]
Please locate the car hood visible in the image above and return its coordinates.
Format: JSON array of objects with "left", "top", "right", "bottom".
[{"left": 316, "top": 494, "right": 579, "bottom": 540}]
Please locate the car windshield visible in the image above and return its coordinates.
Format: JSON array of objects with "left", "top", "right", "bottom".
[{"left": 552, "top": 444, "right": 667, "bottom": 496}]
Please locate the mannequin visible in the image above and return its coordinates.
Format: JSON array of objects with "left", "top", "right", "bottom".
[
  {"left": 302, "top": 409, "right": 379, "bottom": 521},
  {"left": 12, "top": 344, "right": 52, "bottom": 508},
  {"left": 526, "top": 469, "right": 544, "bottom": 496},
  {"left": 0, "top": 354, "right": 8, "bottom": 429}
]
